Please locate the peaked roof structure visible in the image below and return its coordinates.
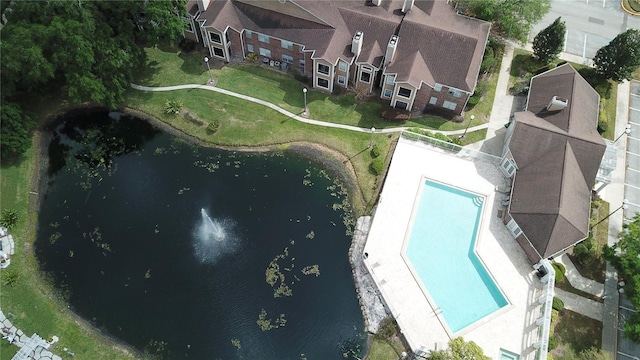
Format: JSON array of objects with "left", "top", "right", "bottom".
[{"left": 508, "top": 64, "right": 606, "bottom": 259}]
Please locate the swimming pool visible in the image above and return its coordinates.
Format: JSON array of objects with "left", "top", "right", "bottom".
[{"left": 403, "top": 179, "right": 508, "bottom": 334}]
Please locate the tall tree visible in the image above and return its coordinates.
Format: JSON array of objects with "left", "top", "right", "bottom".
[
  {"left": 456, "top": 0, "right": 551, "bottom": 43},
  {"left": 593, "top": 29, "right": 640, "bottom": 82},
  {"left": 533, "top": 17, "right": 566, "bottom": 64},
  {"left": 428, "top": 337, "right": 490, "bottom": 360},
  {"left": 0, "top": 103, "right": 35, "bottom": 158},
  {"left": 0, "top": 0, "right": 187, "bottom": 159},
  {"left": 604, "top": 213, "right": 640, "bottom": 342}
]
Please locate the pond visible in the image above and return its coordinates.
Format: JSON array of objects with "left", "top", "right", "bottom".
[{"left": 35, "top": 110, "right": 365, "bottom": 359}]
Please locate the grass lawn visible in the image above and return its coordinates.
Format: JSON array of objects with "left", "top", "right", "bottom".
[
  {"left": 508, "top": 50, "right": 617, "bottom": 140},
  {"left": 550, "top": 310, "right": 602, "bottom": 359},
  {"left": 0, "top": 94, "right": 137, "bottom": 359},
  {"left": 365, "top": 337, "right": 405, "bottom": 360},
  {"left": 568, "top": 200, "right": 609, "bottom": 283}
]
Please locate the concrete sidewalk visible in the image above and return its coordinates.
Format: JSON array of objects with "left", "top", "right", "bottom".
[
  {"left": 554, "top": 288, "right": 604, "bottom": 322},
  {"left": 555, "top": 254, "right": 604, "bottom": 297}
]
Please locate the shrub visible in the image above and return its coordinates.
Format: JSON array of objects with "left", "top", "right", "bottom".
[
  {"left": 164, "top": 99, "right": 183, "bottom": 115},
  {"left": 466, "top": 96, "right": 481, "bottom": 108},
  {"left": 370, "top": 145, "right": 381, "bottom": 158},
  {"left": 597, "top": 119, "right": 608, "bottom": 134},
  {"left": 552, "top": 297, "right": 565, "bottom": 311},
  {"left": 573, "top": 238, "right": 596, "bottom": 264},
  {"left": 548, "top": 335, "right": 558, "bottom": 350},
  {"left": 0, "top": 209, "right": 18, "bottom": 230},
  {"left": 381, "top": 108, "right": 410, "bottom": 122},
  {"left": 246, "top": 52, "right": 259, "bottom": 63},
  {"left": 1, "top": 270, "right": 19, "bottom": 287},
  {"left": 371, "top": 158, "right": 384, "bottom": 175},
  {"left": 207, "top": 121, "right": 219, "bottom": 134},
  {"left": 376, "top": 317, "right": 398, "bottom": 340},
  {"left": 552, "top": 262, "right": 565, "bottom": 283}
]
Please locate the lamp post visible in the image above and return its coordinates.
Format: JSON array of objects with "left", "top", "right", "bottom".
[
  {"left": 614, "top": 124, "right": 632, "bottom": 143},
  {"left": 459, "top": 114, "right": 474, "bottom": 139},
  {"left": 204, "top": 56, "right": 213, "bottom": 84},
  {"left": 369, "top": 127, "right": 376, "bottom": 148},
  {"left": 591, "top": 199, "right": 629, "bottom": 230},
  {"left": 302, "top": 88, "right": 308, "bottom": 116}
]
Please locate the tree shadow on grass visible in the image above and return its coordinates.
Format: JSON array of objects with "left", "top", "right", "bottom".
[{"left": 578, "top": 68, "right": 612, "bottom": 99}]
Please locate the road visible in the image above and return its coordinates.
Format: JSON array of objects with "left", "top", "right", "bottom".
[{"left": 529, "top": 0, "right": 640, "bottom": 61}]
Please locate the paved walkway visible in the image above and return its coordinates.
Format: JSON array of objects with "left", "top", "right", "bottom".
[
  {"left": 555, "top": 254, "right": 605, "bottom": 297},
  {"left": 554, "top": 288, "right": 604, "bottom": 321},
  {"left": 130, "top": 83, "right": 490, "bottom": 136},
  {"left": 0, "top": 310, "right": 62, "bottom": 360}
]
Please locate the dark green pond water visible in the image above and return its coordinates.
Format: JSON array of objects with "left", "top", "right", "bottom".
[{"left": 35, "top": 110, "right": 365, "bottom": 359}]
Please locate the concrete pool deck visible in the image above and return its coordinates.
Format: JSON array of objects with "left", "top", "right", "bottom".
[{"left": 363, "top": 135, "right": 545, "bottom": 359}]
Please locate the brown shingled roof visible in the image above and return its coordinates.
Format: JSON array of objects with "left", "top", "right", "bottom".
[{"left": 508, "top": 64, "right": 606, "bottom": 260}]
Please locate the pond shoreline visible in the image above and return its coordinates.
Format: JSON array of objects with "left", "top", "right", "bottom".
[{"left": 27, "top": 106, "right": 374, "bottom": 359}]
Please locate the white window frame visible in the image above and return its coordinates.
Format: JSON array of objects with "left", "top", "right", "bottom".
[
  {"left": 258, "top": 33, "right": 269, "bottom": 43},
  {"left": 398, "top": 87, "right": 412, "bottom": 99},
  {"left": 317, "top": 77, "right": 329, "bottom": 89},
  {"left": 247, "top": 44, "right": 254, "bottom": 53},
  {"left": 338, "top": 75, "right": 346, "bottom": 85},
  {"left": 434, "top": 83, "right": 443, "bottom": 92},
  {"left": 442, "top": 100, "right": 457, "bottom": 111},
  {"left": 245, "top": 30, "right": 253, "bottom": 39},
  {"left": 501, "top": 158, "right": 517, "bottom": 177},
  {"left": 338, "top": 61, "right": 348, "bottom": 72},
  {"left": 386, "top": 75, "right": 395, "bottom": 85},
  {"left": 282, "top": 54, "right": 294, "bottom": 64},
  {"left": 395, "top": 100, "right": 408, "bottom": 110},
  {"left": 299, "top": 59, "right": 305, "bottom": 68},
  {"left": 317, "top": 63, "right": 330, "bottom": 75},
  {"left": 507, "top": 219, "right": 523, "bottom": 238},
  {"left": 259, "top": 48, "right": 271, "bottom": 58},
  {"left": 448, "top": 88, "right": 462, "bottom": 98},
  {"left": 383, "top": 89, "right": 393, "bottom": 98},
  {"left": 429, "top": 96, "right": 438, "bottom": 105},
  {"left": 281, "top": 40, "right": 293, "bottom": 50},
  {"left": 360, "top": 70, "right": 372, "bottom": 83},
  {"left": 209, "top": 32, "right": 222, "bottom": 44},
  {"left": 212, "top": 46, "right": 225, "bottom": 58}
]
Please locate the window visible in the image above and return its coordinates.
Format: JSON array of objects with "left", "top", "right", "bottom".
[
  {"left": 259, "top": 48, "right": 271, "bottom": 58},
  {"left": 317, "top": 78, "right": 329, "bottom": 88},
  {"left": 442, "top": 101, "right": 457, "bottom": 111},
  {"left": 338, "top": 75, "right": 346, "bottom": 85},
  {"left": 282, "top": 54, "right": 294, "bottom": 64},
  {"left": 395, "top": 101, "right": 408, "bottom": 110},
  {"left": 507, "top": 219, "right": 522, "bottom": 238},
  {"left": 317, "top": 63, "right": 330, "bottom": 75},
  {"left": 434, "top": 83, "right": 442, "bottom": 92},
  {"left": 360, "top": 71, "right": 371, "bottom": 83},
  {"left": 209, "top": 32, "right": 222, "bottom": 44},
  {"left": 299, "top": 59, "right": 305, "bottom": 68},
  {"left": 247, "top": 44, "right": 254, "bottom": 53},
  {"left": 258, "top": 33, "right": 269, "bottom": 43},
  {"left": 281, "top": 40, "right": 293, "bottom": 50},
  {"left": 245, "top": 30, "right": 253, "bottom": 39},
  {"left": 398, "top": 87, "right": 412, "bottom": 98},
  {"left": 386, "top": 75, "right": 395, "bottom": 85},
  {"left": 213, "top": 47, "right": 224, "bottom": 58},
  {"left": 383, "top": 89, "right": 393, "bottom": 98},
  {"left": 501, "top": 158, "right": 516, "bottom": 177},
  {"left": 429, "top": 96, "right": 438, "bottom": 105},
  {"left": 338, "top": 61, "right": 348, "bottom": 72},
  {"left": 448, "top": 88, "right": 462, "bottom": 98}
]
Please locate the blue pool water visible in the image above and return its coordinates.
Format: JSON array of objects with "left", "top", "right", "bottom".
[{"left": 405, "top": 180, "right": 508, "bottom": 333}]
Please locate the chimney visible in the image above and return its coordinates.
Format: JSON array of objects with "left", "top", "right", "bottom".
[
  {"left": 197, "top": 0, "right": 211, "bottom": 12},
  {"left": 385, "top": 35, "right": 399, "bottom": 66},
  {"left": 351, "top": 31, "right": 363, "bottom": 58},
  {"left": 402, "top": 0, "right": 414, "bottom": 13},
  {"left": 546, "top": 96, "right": 568, "bottom": 111},
  {"left": 372, "top": 0, "right": 382, "bottom": 5}
]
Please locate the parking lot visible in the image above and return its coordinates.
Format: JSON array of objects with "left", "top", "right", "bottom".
[{"left": 624, "top": 82, "right": 640, "bottom": 220}]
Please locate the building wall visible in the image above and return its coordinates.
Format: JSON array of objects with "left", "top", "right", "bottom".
[
  {"left": 183, "top": 17, "right": 199, "bottom": 43},
  {"left": 335, "top": 60, "right": 350, "bottom": 89},
  {"left": 425, "top": 85, "right": 469, "bottom": 115},
  {"left": 354, "top": 65, "right": 375, "bottom": 94},
  {"left": 243, "top": 32, "right": 305, "bottom": 72},
  {"left": 313, "top": 58, "right": 334, "bottom": 93},
  {"left": 206, "top": 28, "right": 227, "bottom": 61},
  {"left": 413, "top": 85, "right": 433, "bottom": 111},
  {"left": 381, "top": 74, "right": 395, "bottom": 101},
  {"left": 390, "top": 83, "right": 417, "bottom": 111},
  {"left": 226, "top": 29, "right": 242, "bottom": 60}
]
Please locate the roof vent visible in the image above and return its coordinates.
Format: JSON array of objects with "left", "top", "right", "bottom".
[
  {"left": 546, "top": 96, "right": 568, "bottom": 112},
  {"left": 402, "top": 0, "right": 414, "bottom": 13},
  {"left": 385, "top": 35, "right": 399, "bottom": 66},
  {"left": 372, "top": 0, "right": 382, "bottom": 5},
  {"left": 351, "top": 31, "right": 363, "bottom": 58}
]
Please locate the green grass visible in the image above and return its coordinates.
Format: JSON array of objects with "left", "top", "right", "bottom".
[
  {"left": 365, "top": 337, "right": 406, "bottom": 360},
  {"left": 550, "top": 310, "right": 602, "bottom": 358}
]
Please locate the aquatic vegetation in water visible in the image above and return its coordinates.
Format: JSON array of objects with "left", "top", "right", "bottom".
[
  {"left": 144, "top": 269, "right": 151, "bottom": 279},
  {"left": 49, "top": 232, "right": 62, "bottom": 245},
  {"left": 305, "top": 230, "right": 315, "bottom": 240},
  {"left": 303, "top": 169, "right": 313, "bottom": 187},
  {"left": 256, "top": 309, "right": 287, "bottom": 331},
  {"left": 83, "top": 227, "right": 112, "bottom": 253},
  {"left": 302, "top": 265, "right": 320, "bottom": 277},
  {"left": 265, "top": 247, "right": 296, "bottom": 298},
  {"left": 231, "top": 338, "right": 241, "bottom": 350}
]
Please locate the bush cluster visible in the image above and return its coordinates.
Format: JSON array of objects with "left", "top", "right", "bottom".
[
  {"left": 371, "top": 158, "right": 384, "bottom": 175},
  {"left": 552, "top": 297, "right": 565, "bottom": 311},
  {"left": 370, "top": 145, "right": 381, "bottom": 158},
  {"left": 178, "top": 37, "right": 197, "bottom": 53},
  {"left": 552, "top": 262, "right": 566, "bottom": 283},
  {"left": 164, "top": 99, "right": 183, "bottom": 115}
]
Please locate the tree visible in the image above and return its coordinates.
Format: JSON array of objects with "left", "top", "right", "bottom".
[
  {"left": 0, "top": 103, "right": 35, "bottom": 159},
  {"left": 0, "top": 209, "right": 19, "bottom": 230},
  {"left": 604, "top": 213, "right": 640, "bottom": 342},
  {"left": 593, "top": 29, "right": 640, "bottom": 82},
  {"left": 456, "top": 0, "right": 551, "bottom": 43},
  {"left": 533, "top": 17, "right": 566, "bottom": 64},
  {"left": 428, "top": 337, "right": 490, "bottom": 360}
]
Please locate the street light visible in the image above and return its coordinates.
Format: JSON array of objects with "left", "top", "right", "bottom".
[
  {"left": 459, "top": 114, "right": 474, "bottom": 139},
  {"left": 204, "top": 56, "right": 213, "bottom": 84},
  {"left": 590, "top": 199, "right": 629, "bottom": 230},
  {"left": 614, "top": 124, "right": 632, "bottom": 143},
  {"left": 302, "top": 88, "right": 308, "bottom": 116},
  {"left": 369, "top": 127, "right": 376, "bottom": 148}
]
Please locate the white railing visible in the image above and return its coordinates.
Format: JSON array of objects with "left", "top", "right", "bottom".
[
  {"left": 533, "top": 259, "right": 555, "bottom": 360},
  {"left": 401, "top": 130, "right": 501, "bottom": 165}
]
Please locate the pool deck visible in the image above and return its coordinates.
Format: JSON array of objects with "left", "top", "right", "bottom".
[{"left": 363, "top": 136, "right": 544, "bottom": 359}]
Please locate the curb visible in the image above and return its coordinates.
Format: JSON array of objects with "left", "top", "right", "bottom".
[{"left": 621, "top": 0, "right": 640, "bottom": 16}]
